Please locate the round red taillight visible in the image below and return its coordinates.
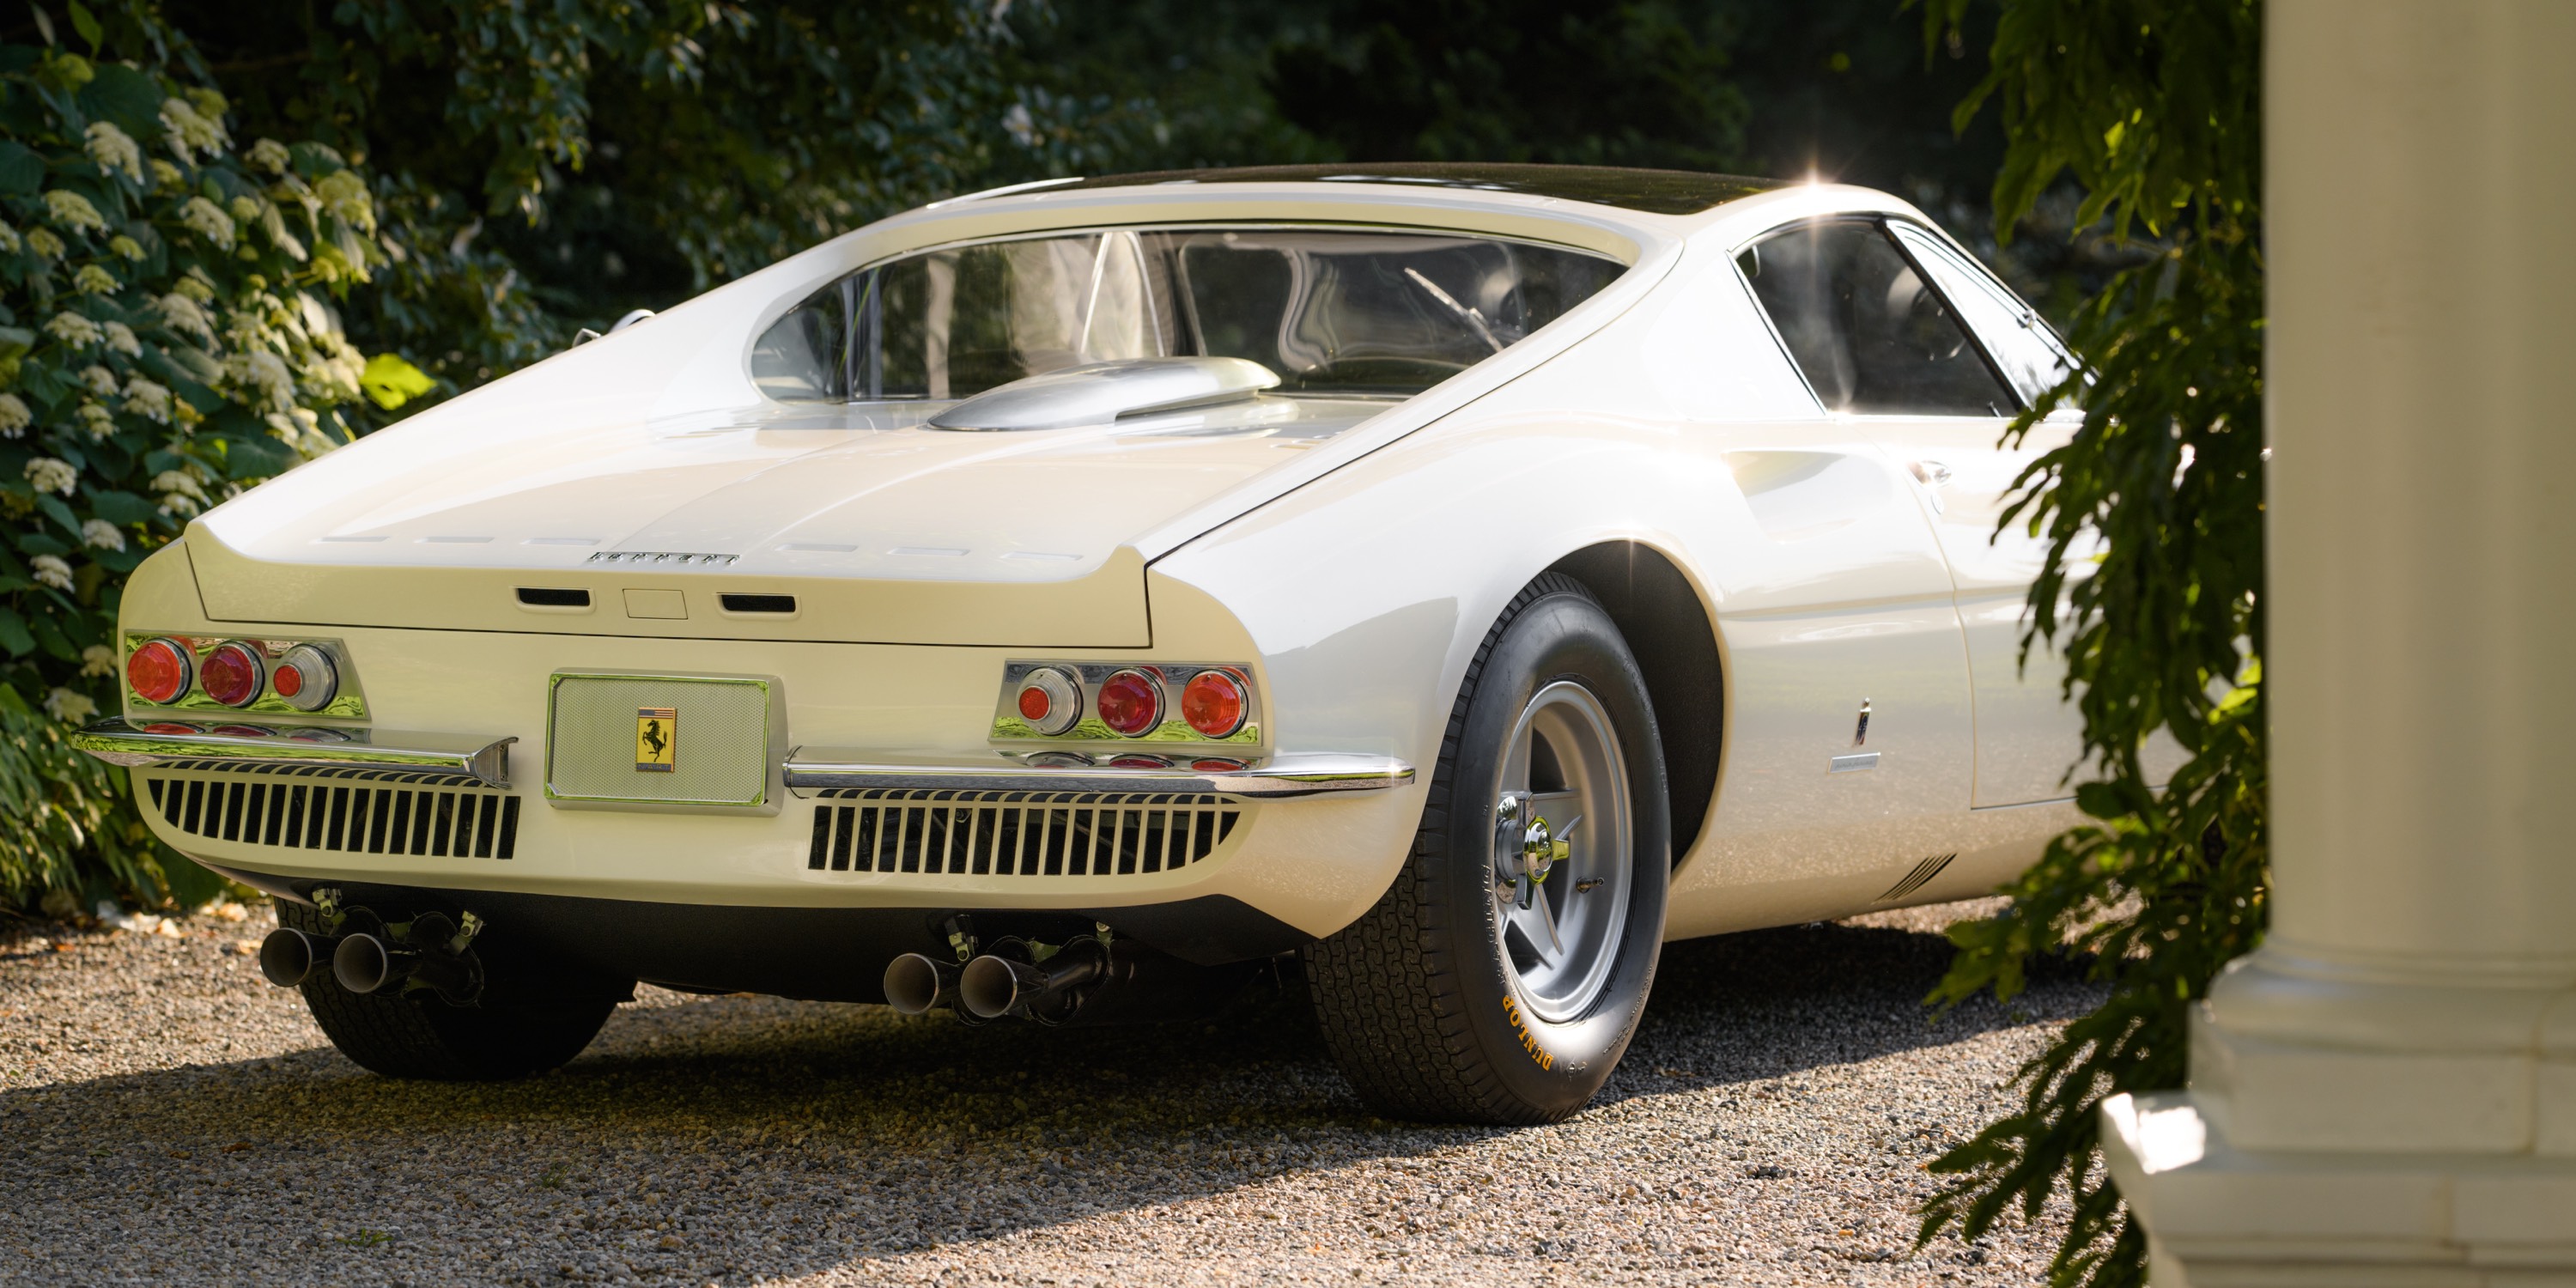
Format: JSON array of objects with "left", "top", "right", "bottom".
[
  {"left": 199, "top": 641, "right": 265, "bottom": 708},
  {"left": 1095, "top": 669, "right": 1163, "bottom": 738},
  {"left": 271, "top": 643, "right": 337, "bottom": 712},
  {"left": 1180, "top": 670, "right": 1247, "bottom": 738},
  {"left": 125, "top": 638, "right": 193, "bottom": 705},
  {"left": 1013, "top": 666, "right": 1081, "bottom": 736}
]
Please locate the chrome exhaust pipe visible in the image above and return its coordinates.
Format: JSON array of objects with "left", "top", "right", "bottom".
[
  {"left": 882, "top": 953, "right": 960, "bottom": 1015},
  {"left": 960, "top": 941, "right": 1109, "bottom": 1020},
  {"left": 258, "top": 927, "right": 334, "bottom": 987},
  {"left": 331, "top": 932, "right": 407, "bottom": 995},
  {"left": 331, "top": 928, "right": 482, "bottom": 1003}
]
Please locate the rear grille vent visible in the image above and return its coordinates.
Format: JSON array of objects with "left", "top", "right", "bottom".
[
  {"left": 719, "top": 593, "right": 796, "bottom": 614},
  {"left": 145, "top": 775, "right": 520, "bottom": 860},
  {"left": 807, "top": 790, "right": 1240, "bottom": 878},
  {"left": 518, "top": 586, "right": 591, "bottom": 607},
  {"left": 1874, "top": 852, "right": 1957, "bottom": 903}
]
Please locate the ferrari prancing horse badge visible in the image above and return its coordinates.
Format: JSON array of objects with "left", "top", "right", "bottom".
[{"left": 635, "top": 707, "right": 677, "bottom": 772}]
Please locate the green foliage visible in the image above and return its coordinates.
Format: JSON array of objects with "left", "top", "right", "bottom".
[
  {"left": 1909, "top": 3, "right": 2265, "bottom": 1285},
  {"left": 175, "top": 0, "right": 1105, "bottom": 398},
  {"left": 0, "top": 7, "right": 386, "bottom": 908}
]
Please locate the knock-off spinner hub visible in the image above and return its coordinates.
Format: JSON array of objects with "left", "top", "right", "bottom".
[{"left": 1496, "top": 793, "right": 1576, "bottom": 909}]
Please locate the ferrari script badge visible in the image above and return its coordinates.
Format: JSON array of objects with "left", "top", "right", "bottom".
[{"left": 635, "top": 707, "right": 677, "bottom": 772}]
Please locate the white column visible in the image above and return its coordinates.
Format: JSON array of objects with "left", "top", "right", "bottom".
[{"left": 2100, "top": 3, "right": 2576, "bottom": 1283}]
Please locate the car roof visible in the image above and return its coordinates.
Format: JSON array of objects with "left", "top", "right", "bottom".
[{"left": 1031, "top": 162, "right": 1788, "bottom": 216}]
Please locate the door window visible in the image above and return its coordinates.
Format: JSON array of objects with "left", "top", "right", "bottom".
[
  {"left": 1886, "top": 222, "right": 2075, "bottom": 406},
  {"left": 1736, "top": 220, "right": 2016, "bottom": 417}
]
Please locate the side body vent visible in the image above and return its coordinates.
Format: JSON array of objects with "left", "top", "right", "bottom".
[
  {"left": 144, "top": 775, "right": 520, "bottom": 860},
  {"left": 719, "top": 593, "right": 797, "bottom": 614},
  {"left": 808, "top": 790, "right": 1240, "bottom": 878},
  {"left": 517, "top": 587, "right": 592, "bottom": 608},
  {"left": 1874, "top": 852, "right": 1957, "bottom": 904}
]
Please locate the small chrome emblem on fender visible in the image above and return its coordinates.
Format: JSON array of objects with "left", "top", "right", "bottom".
[{"left": 635, "top": 707, "right": 677, "bottom": 772}]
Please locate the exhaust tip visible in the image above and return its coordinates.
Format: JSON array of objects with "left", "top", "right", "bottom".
[
  {"left": 258, "top": 928, "right": 322, "bottom": 987},
  {"left": 960, "top": 954, "right": 1038, "bottom": 1019},
  {"left": 331, "top": 933, "right": 395, "bottom": 995},
  {"left": 883, "top": 953, "right": 957, "bottom": 1016}
]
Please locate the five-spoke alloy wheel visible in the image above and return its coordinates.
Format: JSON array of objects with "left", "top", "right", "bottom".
[{"left": 1306, "top": 573, "right": 1670, "bottom": 1124}]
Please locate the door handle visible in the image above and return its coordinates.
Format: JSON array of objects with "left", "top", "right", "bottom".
[{"left": 1906, "top": 459, "right": 1953, "bottom": 513}]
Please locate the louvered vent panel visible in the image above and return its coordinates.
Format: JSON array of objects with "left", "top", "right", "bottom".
[
  {"left": 143, "top": 775, "right": 520, "bottom": 860},
  {"left": 1873, "top": 852, "right": 1957, "bottom": 903},
  {"left": 806, "top": 790, "right": 1240, "bottom": 878}
]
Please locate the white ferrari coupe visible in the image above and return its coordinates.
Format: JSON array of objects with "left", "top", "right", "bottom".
[{"left": 76, "top": 163, "right": 2093, "bottom": 1123}]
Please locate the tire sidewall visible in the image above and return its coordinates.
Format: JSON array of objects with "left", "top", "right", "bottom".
[{"left": 1439, "top": 590, "right": 1669, "bottom": 1117}]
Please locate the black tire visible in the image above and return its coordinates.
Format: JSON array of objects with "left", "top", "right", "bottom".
[
  {"left": 277, "top": 902, "right": 615, "bottom": 1081},
  {"left": 1304, "top": 574, "right": 1671, "bottom": 1124}
]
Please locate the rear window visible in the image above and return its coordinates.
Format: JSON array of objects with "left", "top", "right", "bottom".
[{"left": 751, "top": 227, "right": 1626, "bottom": 402}]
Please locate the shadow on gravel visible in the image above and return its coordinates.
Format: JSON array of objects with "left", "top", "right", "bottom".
[{"left": 1, "top": 919, "right": 2093, "bottom": 1285}]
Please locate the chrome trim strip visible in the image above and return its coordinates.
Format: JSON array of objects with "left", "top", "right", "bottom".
[
  {"left": 782, "top": 750, "right": 1413, "bottom": 799},
  {"left": 70, "top": 718, "right": 514, "bottom": 788}
]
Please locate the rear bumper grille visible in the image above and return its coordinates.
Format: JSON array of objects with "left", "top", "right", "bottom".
[
  {"left": 807, "top": 790, "right": 1241, "bottom": 878},
  {"left": 144, "top": 774, "right": 520, "bottom": 860}
]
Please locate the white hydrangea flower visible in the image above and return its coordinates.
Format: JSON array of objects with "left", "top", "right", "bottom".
[
  {"left": 160, "top": 95, "right": 228, "bottom": 165},
  {"left": 44, "top": 687, "right": 97, "bottom": 722},
  {"left": 1003, "top": 101, "right": 1039, "bottom": 147},
  {"left": 226, "top": 349, "right": 295, "bottom": 411},
  {"left": 149, "top": 158, "right": 182, "bottom": 190},
  {"left": 76, "top": 402, "right": 114, "bottom": 438},
  {"left": 78, "top": 365, "right": 116, "bottom": 397},
  {"left": 29, "top": 554, "right": 75, "bottom": 590},
  {"left": 154, "top": 469, "right": 207, "bottom": 516},
  {"left": 123, "top": 377, "right": 171, "bottom": 424},
  {"left": 0, "top": 392, "right": 28, "bottom": 437},
  {"left": 25, "top": 456, "right": 78, "bottom": 495},
  {"left": 26, "top": 227, "right": 64, "bottom": 258},
  {"left": 80, "top": 519, "right": 126, "bottom": 554},
  {"left": 108, "top": 234, "right": 143, "bottom": 261},
  {"left": 44, "top": 311, "right": 102, "bottom": 348},
  {"left": 80, "top": 641, "right": 120, "bottom": 675},
  {"left": 228, "top": 194, "right": 261, "bottom": 223},
  {"left": 246, "top": 137, "right": 291, "bottom": 174},
  {"left": 179, "top": 267, "right": 217, "bottom": 300},
  {"left": 313, "top": 168, "right": 375, "bottom": 232},
  {"left": 179, "top": 196, "right": 235, "bottom": 250},
  {"left": 84, "top": 121, "right": 144, "bottom": 183},
  {"left": 72, "top": 263, "right": 117, "bottom": 294},
  {"left": 43, "top": 189, "right": 106, "bottom": 234},
  {"left": 155, "top": 292, "right": 216, "bottom": 343},
  {"left": 0, "top": 222, "right": 19, "bottom": 254},
  {"left": 103, "top": 320, "right": 141, "bottom": 357}
]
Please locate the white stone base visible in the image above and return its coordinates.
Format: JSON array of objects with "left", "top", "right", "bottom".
[{"left": 2099, "top": 1092, "right": 2576, "bottom": 1287}]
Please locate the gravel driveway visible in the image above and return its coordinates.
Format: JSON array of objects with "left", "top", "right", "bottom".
[{"left": 1, "top": 899, "right": 2095, "bottom": 1286}]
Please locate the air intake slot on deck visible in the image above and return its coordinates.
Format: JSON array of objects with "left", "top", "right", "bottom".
[
  {"left": 517, "top": 587, "right": 591, "bottom": 608},
  {"left": 720, "top": 593, "right": 798, "bottom": 615}
]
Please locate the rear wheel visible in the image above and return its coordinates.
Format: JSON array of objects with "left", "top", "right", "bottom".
[
  {"left": 1304, "top": 574, "right": 1670, "bottom": 1123},
  {"left": 277, "top": 902, "right": 617, "bottom": 1081}
]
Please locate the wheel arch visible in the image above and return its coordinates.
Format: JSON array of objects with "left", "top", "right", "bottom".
[{"left": 1546, "top": 541, "right": 1724, "bottom": 863}]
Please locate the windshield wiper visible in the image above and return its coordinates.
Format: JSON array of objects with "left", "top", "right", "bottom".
[{"left": 1403, "top": 268, "right": 1504, "bottom": 354}]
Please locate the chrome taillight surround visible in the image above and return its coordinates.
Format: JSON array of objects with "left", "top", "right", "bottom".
[
  {"left": 122, "top": 633, "right": 368, "bottom": 720},
  {"left": 989, "top": 660, "right": 1261, "bottom": 750}
]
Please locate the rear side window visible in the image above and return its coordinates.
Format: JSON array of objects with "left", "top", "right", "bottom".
[
  {"left": 1886, "top": 222, "right": 2075, "bottom": 406},
  {"left": 1736, "top": 219, "right": 2015, "bottom": 417}
]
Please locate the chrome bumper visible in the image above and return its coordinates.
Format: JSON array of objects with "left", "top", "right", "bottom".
[
  {"left": 785, "top": 749, "right": 1413, "bottom": 799},
  {"left": 70, "top": 719, "right": 515, "bottom": 788},
  {"left": 70, "top": 719, "right": 1412, "bottom": 802}
]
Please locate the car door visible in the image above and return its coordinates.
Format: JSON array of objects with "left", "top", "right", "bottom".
[{"left": 1733, "top": 216, "right": 2087, "bottom": 809}]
